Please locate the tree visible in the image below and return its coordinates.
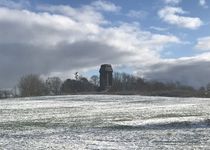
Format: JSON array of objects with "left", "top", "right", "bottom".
[
  {"left": 61, "top": 79, "right": 73, "bottom": 94},
  {"left": 207, "top": 83, "right": 210, "bottom": 92},
  {"left": 90, "top": 75, "right": 99, "bottom": 86},
  {"left": 18, "top": 74, "right": 46, "bottom": 97},
  {"left": 46, "top": 77, "right": 62, "bottom": 95},
  {"left": 61, "top": 77, "right": 95, "bottom": 94},
  {"left": 0, "top": 90, "right": 13, "bottom": 99},
  {"left": 198, "top": 86, "right": 206, "bottom": 97}
]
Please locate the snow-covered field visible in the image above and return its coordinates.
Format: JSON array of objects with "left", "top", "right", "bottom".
[{"left": 1, "top": 95, "right": 210, "bottom": 149}]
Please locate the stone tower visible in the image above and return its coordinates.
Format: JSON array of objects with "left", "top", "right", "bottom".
[{"left": 99, "top": 64, "right": 113, "bottom": 91}]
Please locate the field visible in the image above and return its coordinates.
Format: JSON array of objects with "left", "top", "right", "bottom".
[{"left": 1, "top": 95, "right": 210, "bottom": 149}]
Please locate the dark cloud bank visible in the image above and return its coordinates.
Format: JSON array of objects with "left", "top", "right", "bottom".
[{"left": 143, "top": 60, "right": 210, "bottom": 88}]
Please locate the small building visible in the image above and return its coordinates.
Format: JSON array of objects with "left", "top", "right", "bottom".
[{"left": 99, "top": 64, "right": 113, "bottom": 91}]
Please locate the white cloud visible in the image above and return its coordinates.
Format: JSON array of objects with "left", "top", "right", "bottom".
[
  {"left": 0, "top": 4, "right": 180, "bottom": 88},
  {"left": 163, "top": 0, "right": 182, "bottom": 5},
  {"left": 158, "top": 6, "right": 203, "bottom": 29},
  {"left": 199, "top": 0, "right": 208, "bottom": 8},
  {"left": 90, "top": 0, "right": 121, "bottom": 12},
  {"left": 0, "top": 0, "right": 30, "bottom": 9},
  {"left": 126, "top": 10, "right": 147, "bottom": 19},
  {"left": 195, "top": 36, "right": 210, "bottom": 51},
  {"left": 150, "top": 26, "right": 168, "bottom": 31},
  {"left": 38, "top": 5, "right": 107, "bottom": 25}
]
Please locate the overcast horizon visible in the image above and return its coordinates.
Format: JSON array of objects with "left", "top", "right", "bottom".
[{"left": 0, "top": 0, "right": 210, "bottom": 89}]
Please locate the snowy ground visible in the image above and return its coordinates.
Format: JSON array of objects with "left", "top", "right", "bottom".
[{"left": 1, "top": 95, "right": 210, "bottom": 149}]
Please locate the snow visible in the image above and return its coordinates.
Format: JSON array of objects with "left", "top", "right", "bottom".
[{"left": 1, "top": 95, "right": 210, "bottom": 149}]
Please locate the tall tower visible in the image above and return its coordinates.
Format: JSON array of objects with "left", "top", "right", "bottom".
[{"left": 99, "top": 64, "right": 113, "bottom": 91}]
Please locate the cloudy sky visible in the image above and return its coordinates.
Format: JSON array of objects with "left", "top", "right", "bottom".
[{"left": 0, "top": 0, "right": 210, "bottom": 88}]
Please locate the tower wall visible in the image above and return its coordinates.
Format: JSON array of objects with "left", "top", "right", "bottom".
[{"left": 99, "top": 64, "right": 113, "bottom": 91}]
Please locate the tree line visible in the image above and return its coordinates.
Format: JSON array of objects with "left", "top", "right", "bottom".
[
  {"left": 109, "top": 72, "right": 206, "bottom": 97},
  {"left": 1, "top": 72, "right": 210, "bottom": 98},
  {"left": 17, "top": 74, "right": 99, "bottom": 97}
]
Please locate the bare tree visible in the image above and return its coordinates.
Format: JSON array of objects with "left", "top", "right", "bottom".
[
  {"left": 90, "top": 75, "right": 99, "bottom": 86},
  {"left": 18, "top": 74, "right": 46, "bottom": 97},
  {"left": 46, "top": 77, "right": 62, "bottom": 95},
  {"left": 0, "top": 90, "right": 13, "bottom": 99}
]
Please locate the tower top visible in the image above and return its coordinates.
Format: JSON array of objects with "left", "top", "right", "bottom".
[{"left": 99, "top": 64, "right": 113, "bottom": 73}]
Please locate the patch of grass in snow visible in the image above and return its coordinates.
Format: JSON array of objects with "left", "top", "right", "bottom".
[
  {"left": 0, "top": 119, "right": 71, "bottom": 130},
  {"left": 204, "top": 119, "right": 210, "bottom": 125},
  {"left": 148, "top": 113, "right": 202, "bottom": 119}
]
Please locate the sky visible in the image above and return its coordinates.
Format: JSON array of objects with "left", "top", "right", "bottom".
[{"left": 0, "top": 0, "right": 210, "bottom": 89}]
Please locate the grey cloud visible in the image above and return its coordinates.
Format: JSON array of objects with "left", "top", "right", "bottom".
[
  {"left": 0, "top": 41, "right": 131, "bottom": 88},
  {"left": 142, "top": 60, "right": 210, "bottom": 88}
]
